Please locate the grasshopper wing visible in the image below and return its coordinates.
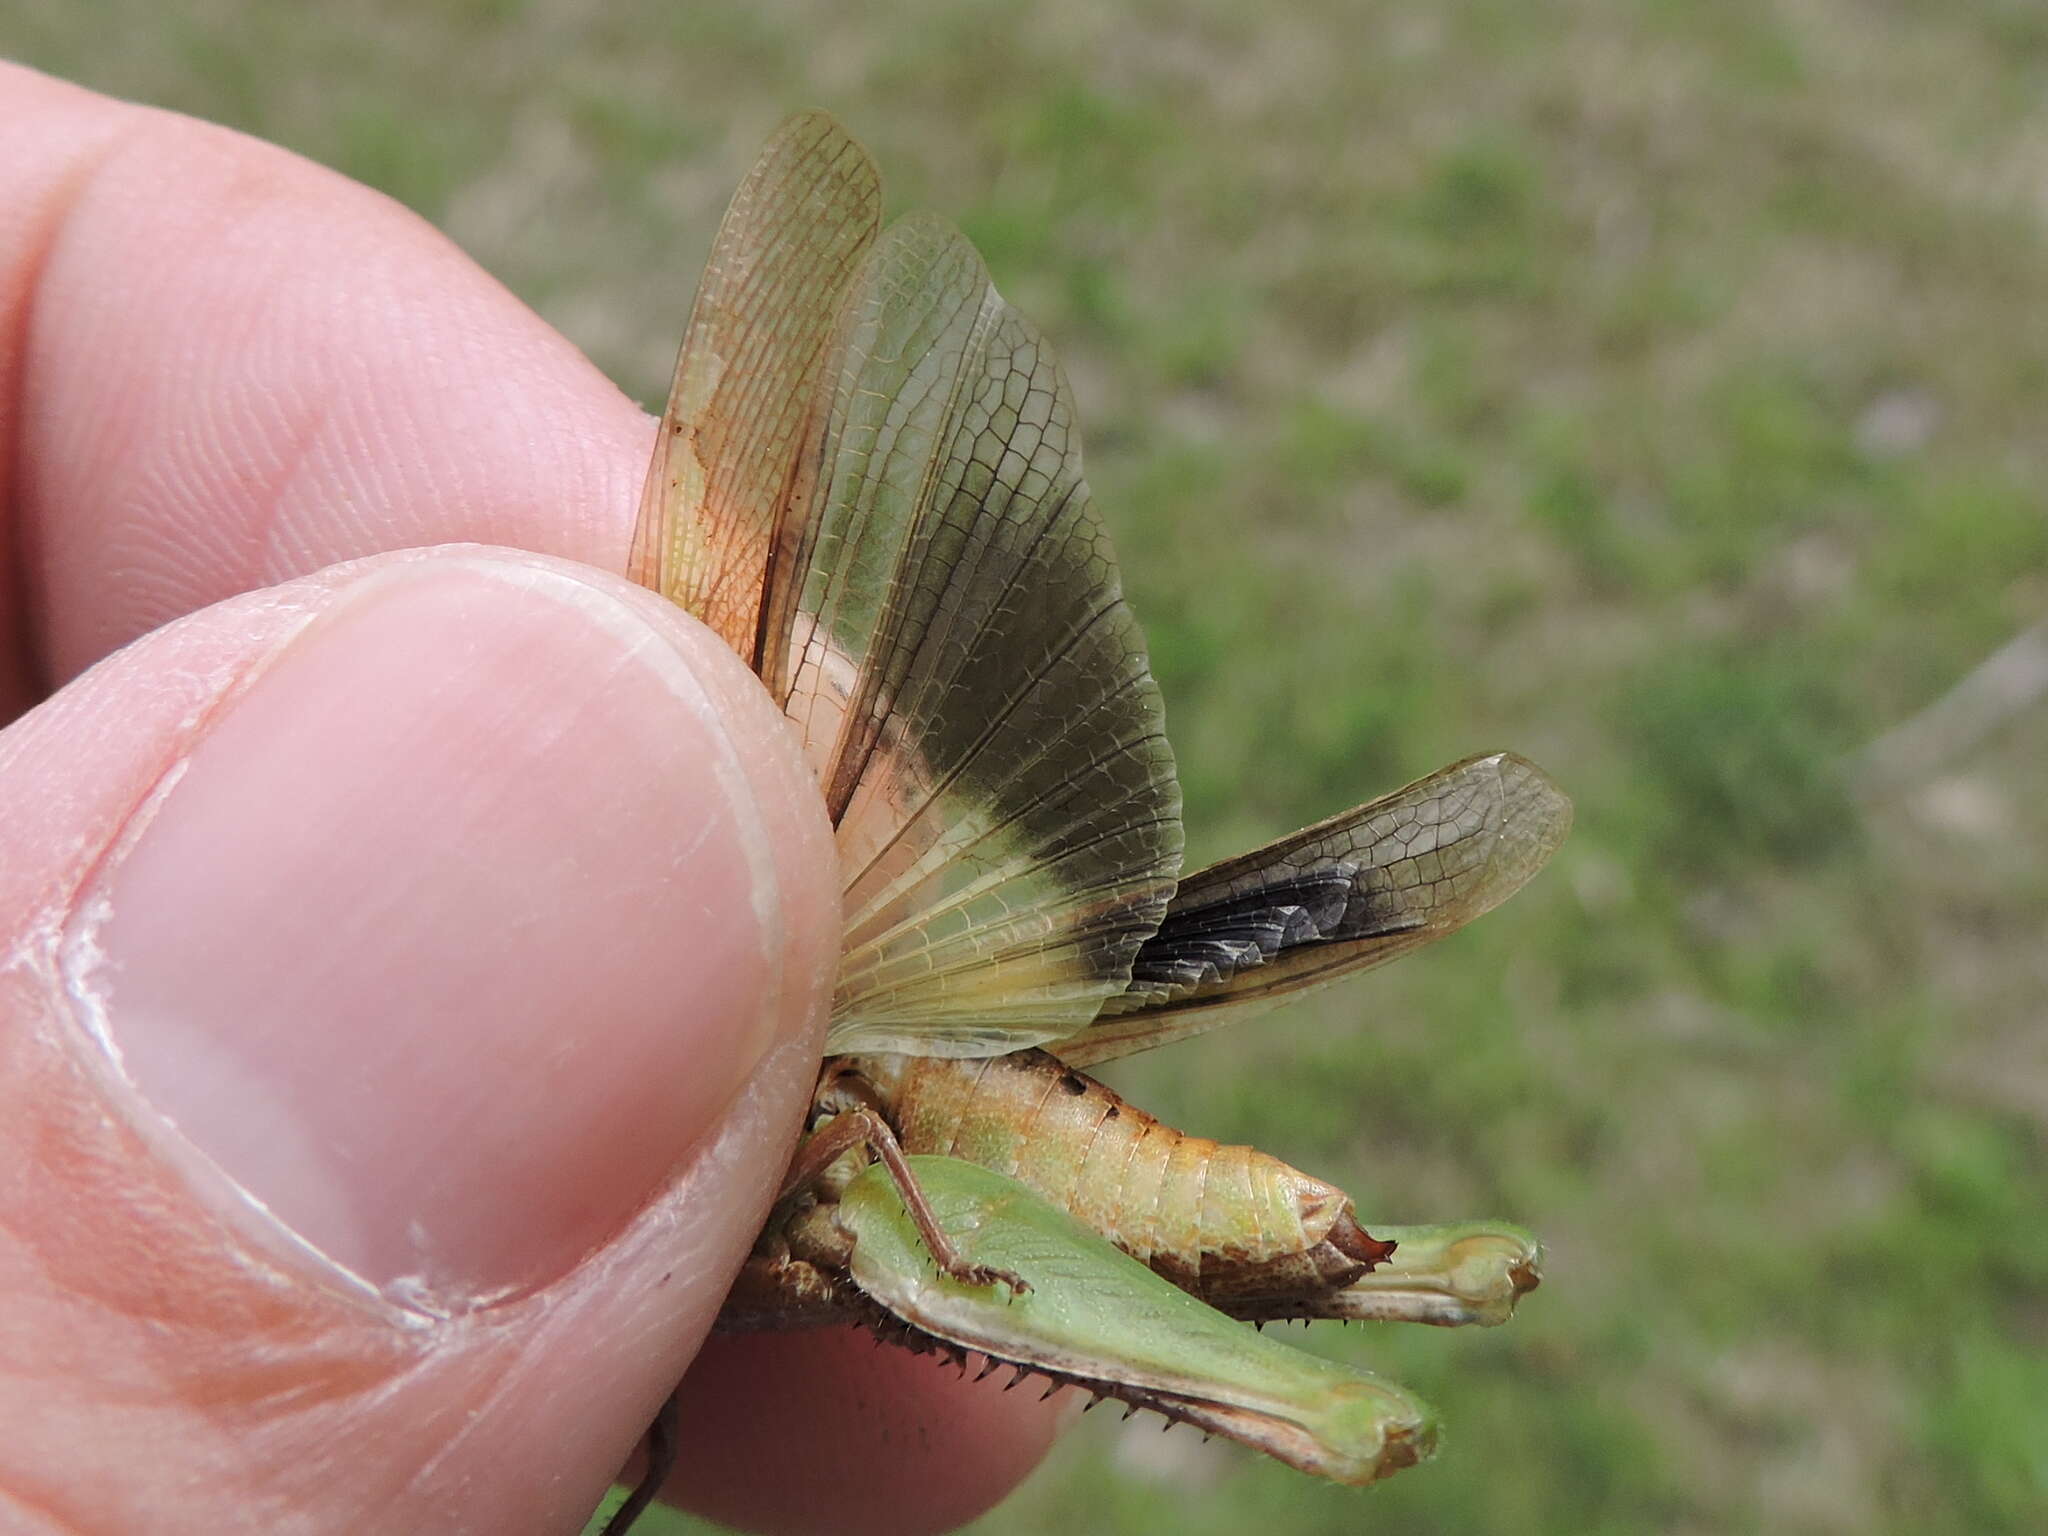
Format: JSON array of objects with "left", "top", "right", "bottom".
[
  {"left": 632, "top": 117, "right": 1184, "bottom": 1059},
  {"left": 1057, "top": 752, "right": 1570, "bottom": 1068},
  {"left": 786, "top": 216, "right": 1183, "bottom": 1055},
  {"left": 630, "top": 111, "right": 882, "bottom": 657}
]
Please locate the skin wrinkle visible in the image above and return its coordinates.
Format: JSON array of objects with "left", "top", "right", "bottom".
[
  {"left": 1, "top": 96, "right": 139, "bottom": 716},
  {"left": 90, "top": 131, "right": 363, "bottom": 643},
  {"left": 225, "top": 368, "right": 333, "bottom": 630},
  {"left": 9, "top": 96, "right": 258, "bottom": 680}
]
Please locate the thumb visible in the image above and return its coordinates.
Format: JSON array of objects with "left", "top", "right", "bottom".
[{"left": 0, "top": 547, "right": 837, "bottom": 1533}]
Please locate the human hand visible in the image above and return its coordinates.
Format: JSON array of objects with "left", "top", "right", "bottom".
[{"left": 0, "top": 61, "right": 1066, "bottom": 1535}]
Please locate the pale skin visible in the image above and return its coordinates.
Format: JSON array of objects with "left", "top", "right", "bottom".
[{"left": 0, "top": 62, "right": 1066, "bottom": 1535}]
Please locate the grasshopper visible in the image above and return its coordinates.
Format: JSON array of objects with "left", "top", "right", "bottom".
[{"left": 604, "top": 112, "right": 1569, "bottom": 1533}]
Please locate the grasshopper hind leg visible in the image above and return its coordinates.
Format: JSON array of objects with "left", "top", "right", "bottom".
[
  {"left": 785, "top": 1102, "right": 1032, "bottom": 1298},
  {"left": 600, "top": 1388, "right": 681, "bottom": 1536}
]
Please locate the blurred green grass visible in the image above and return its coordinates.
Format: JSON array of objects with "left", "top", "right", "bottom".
[{"left": 19, "top": 1, "right": 2048, "bottom": 1531}]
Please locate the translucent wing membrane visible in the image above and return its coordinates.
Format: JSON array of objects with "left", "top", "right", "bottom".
[
  {"left": 632, "top": 117, "right": 1183, "bottom": 1058},
  {"left": 634, "top": 118, "right": 1563, "bottom": 1069},
  {"left": 799, "top": 217, "right": 1182, "bottom": 1054},
  {"left": 1057, "top": 753, "right": 1571, "bottom": 1068},
  {"left": 629, "top": 112, "right": 881, "bottom": 657}
]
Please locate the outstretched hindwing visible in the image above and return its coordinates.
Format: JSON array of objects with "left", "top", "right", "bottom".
[
  {"left": 632, "top": 118, "right": 1184, "bottom": 1059},
  {"left": 1058, "top": 753, "right": 1571, "bottom": 1067}
]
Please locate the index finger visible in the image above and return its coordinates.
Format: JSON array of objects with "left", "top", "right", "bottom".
[{"left": 0, "top": 61, "right": 649, "bottom": 710}]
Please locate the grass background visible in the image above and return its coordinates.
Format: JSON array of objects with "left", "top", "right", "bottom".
[{"left": 14, "top": 1, "right": 2047, "bottom": 1531}]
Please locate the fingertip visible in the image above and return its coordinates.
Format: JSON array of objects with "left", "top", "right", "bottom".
[
  {"left": 80, "top": 550, "right": 833, "bottom": 1298},
  {"left": 0, "top": 546, "right": 844, "bottom": 1529},
  {"left": 665, "top": 1330, "right": 1071, "bottom": 1536}
]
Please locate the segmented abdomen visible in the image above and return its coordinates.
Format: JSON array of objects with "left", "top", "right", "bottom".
[{"left": 835, "top": 1050, "right": 1392, "bottom": 1304}]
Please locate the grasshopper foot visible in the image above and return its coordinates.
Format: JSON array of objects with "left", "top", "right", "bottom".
[{"left": 946, "top": 1260, "right": 1032, "bottom": 1296}]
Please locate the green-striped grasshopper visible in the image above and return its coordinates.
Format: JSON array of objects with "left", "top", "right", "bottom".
[{"left": 608, "top": 113, "right": 1569, "bottom": 1532}]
